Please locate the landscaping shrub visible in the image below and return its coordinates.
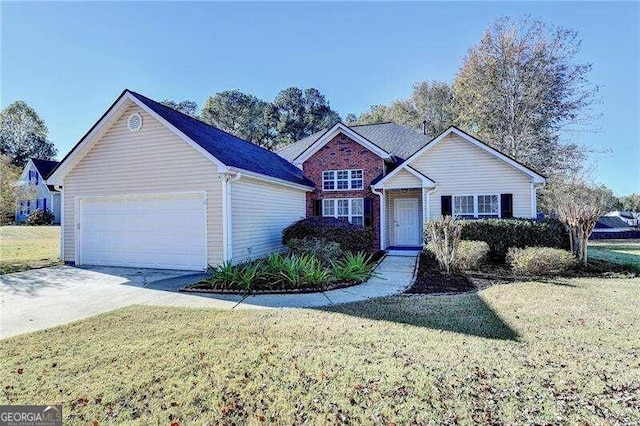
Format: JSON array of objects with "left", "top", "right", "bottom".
[
  {"left": 460, "top": 218, "right": 569, "bottom": 261},
  {"left": 424, "top": 216, "right": 462, "bottom": 274},
  {"left": 200, "top": 250, "right": 378, "bottom": 293},
  {"left": 286, "top": 237, "right": 342, "bottom": 265},
  {"left": 425, "top": 240, "right": 489, "bottom": 272},
  {"left": 26, "top": 209, "right": 55, "bottom": 225},
  {"left": 507, "top": 246, "right": 577, "bottom": 276},
  {"left": 455, "top": 240, "right": 490, "bottom": 270},
  {"left": 282, "top": 217, "right": 375, "bottom": 253}
]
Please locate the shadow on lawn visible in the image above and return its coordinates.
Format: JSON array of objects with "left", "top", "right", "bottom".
[{"left": 322, "top": 292, "right": 520, "bottom": 341}]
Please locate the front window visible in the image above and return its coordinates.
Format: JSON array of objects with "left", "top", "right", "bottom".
[
  {"left": 454, "top": 195, "right": 500, "bottom": 219},
  {"left": 322, "top": 198, "right": 364, "bottom": 225},
  {"left": 477, "top": 195, "right": 499, "bottom": 218},
  {"left": 454, "top": 195, "right": 475, "bottom": 219},
  {"left": 322, "top": 169, "right": 364, "bottom": 191}
]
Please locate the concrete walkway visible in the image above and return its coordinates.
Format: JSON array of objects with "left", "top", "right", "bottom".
[{"left": 0, "top": 254, "right": 417, "bottom": 339}]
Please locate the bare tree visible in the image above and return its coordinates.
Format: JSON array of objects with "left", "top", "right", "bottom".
[
  {"left": 425, "top": 216, "right": 462, "bottom": 274},
  {"left": 543, "top": 176, "right": 616, "bottom": 265}
]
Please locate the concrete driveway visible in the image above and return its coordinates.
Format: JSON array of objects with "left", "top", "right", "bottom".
[
  {"left": 0, "top": 266, "right": 241, "bottom": 339},
  {"left": 0, "top": 256, "right": 417, "bottom": 339}
]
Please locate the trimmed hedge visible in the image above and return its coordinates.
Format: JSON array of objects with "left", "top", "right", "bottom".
[
  {"left": 282, "top": 217, "right": 375, "bottom": 253},
  {"left": 286, "top": 237, "right": 342, "bottom": 266},
  {"left": 460, "top": 218, "right": 569, "bottom": 260}
]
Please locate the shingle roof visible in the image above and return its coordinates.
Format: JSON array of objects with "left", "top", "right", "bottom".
[
  {"left": 277, "top": 122, "right": 431, "bottom": 163},
  {"left": 128, "top": 91, "right": 314, "bottom": 188},
  {"left": 595, "top": 216, "right": 633, "bottom": 229},
  {"left": 31, "top": 158, "right": 60, "bottom": 179}
]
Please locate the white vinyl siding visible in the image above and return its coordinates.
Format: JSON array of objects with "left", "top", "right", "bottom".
[
  {"left": 410, "top": 133, "right": 534, "bottom": 219},
  {"left": 62, "top": 103, "right": 223, "bottom": 266},
  {"left": 384, "top": 168, "right": 422, "bottom": 189},
  {"left": 230, "top": 176, "right": 306, "bottom": 263}
]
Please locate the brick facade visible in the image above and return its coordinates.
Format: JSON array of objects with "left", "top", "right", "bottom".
[{"left": 302, "top": 133, "right": 385, "bottom": 249}]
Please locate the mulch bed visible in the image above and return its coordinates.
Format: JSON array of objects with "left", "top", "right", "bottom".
[
  {"left": 407, "top": 252, "right": 638, "bottom": 295},
  {"left": 182, "top": 250, "right": 387, "bottom": 295}
]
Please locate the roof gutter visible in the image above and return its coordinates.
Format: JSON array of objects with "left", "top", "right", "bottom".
[{"left": 226, "top": 167, "right": 314, "bottom": 192}]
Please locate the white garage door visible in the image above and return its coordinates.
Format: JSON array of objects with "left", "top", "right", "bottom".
[{"left": 78, "top": 193, "right": 207, "bottom": 271}]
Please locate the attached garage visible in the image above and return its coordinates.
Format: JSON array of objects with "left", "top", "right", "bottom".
[
  {"left": 77, "top": 193, "right": 207, "bottom": 271},
  {"left": 46, "top": 90, "right": 312, "bottom": 271}
]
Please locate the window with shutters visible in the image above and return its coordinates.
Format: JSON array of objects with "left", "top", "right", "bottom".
[
  {"left": 322, "top": 169, "right": 364, "bottom": 191},
  {"left": 322, "top": 198, "right": 364, "bottom": 225}
]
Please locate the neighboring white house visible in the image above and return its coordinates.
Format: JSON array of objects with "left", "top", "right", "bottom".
[
  {"left": 604, "top": 211, "right": 639, "bottom": 227},
  {"left": 15, "top": 158, "right": 61, "bottom": 224}
]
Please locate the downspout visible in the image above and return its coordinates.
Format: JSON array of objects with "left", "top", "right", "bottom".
[
  {"left": 221, "top": 171, "right": 241, "bottom": 263},
  {"left": 531, "top": 180, "right": 545, "bottom": 218},
  {"left": 55, "top": 185, "right": 64, "bottom": 261},
  {"left": 371, "top": 187, "right": 385, "bottom": 250}
]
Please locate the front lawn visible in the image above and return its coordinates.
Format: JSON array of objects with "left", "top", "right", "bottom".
[
  {"left": 589, "top": 239, "right": 640, "bottom": 271},
  {"left": 2, "top": 277, "right": 639, "bottom": 424},
  {"left": 0, "top": 226, "right": 61, "bottom": 274}
]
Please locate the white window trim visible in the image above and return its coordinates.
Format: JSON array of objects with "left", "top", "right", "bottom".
[
  {"left": 322, "top": 169, "right": 364, "bottom": 191},
  {"left": 453, "top": 193, "right": 501, "bottom": 219},
  {"left": 322, "top": 198, "right": 364, "bottom": 224}
]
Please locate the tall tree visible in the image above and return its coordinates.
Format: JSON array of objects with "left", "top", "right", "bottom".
[
  {"left": 355, "top": 81, "right": 454, "bottom": 137},
  {"left": 618, "top": 193, "right": 640, "bottom": 212},
  {"left": 273, "top": 87, "right": 340, "bottom": 145},
  {"left": 0, "top": 101, "right": 57, "bottom": 167},
  {"left": 160, "top": 99, "right": 198, "bottom": 117},
  {"left": 452, "top": 17, "right": 598, "bottom": 176},
  {"left": 200, "top": 90, "right": 275, "bottom": 148},
  {"left": 0, "top": 155, "right": 34, "bottom": 224},
  {"left": 356, "top": 105, "right": 392, "bottom": 125}
]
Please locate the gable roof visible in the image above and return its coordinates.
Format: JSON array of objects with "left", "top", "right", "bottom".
[
  {"left": 48, "top": 90, "right": 314, "bottom": 188},
  {"left": 30, "top": 159, "right": 60, "bottom": 179},
  {"left": 277, "top": 122, "right": 431, "bottom": 163},
  {"left": 372, "top": 126, "right": 545, "bottom": 188}
]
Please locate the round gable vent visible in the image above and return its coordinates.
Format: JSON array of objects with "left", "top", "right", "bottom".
[{"left": 127, "top": 112, "right": 143, "bottom": 132}]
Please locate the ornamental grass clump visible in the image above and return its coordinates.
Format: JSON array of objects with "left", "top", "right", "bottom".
[
  {"left": 331, "top": 252, "right": 377, "bottom": 283},
  {"left": 424, "top": 216, "right": 462, "bottom": 274}
]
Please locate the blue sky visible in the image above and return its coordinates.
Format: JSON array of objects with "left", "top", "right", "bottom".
[{"left": 2, "top": 1, "right": 638, "bottom": 195}]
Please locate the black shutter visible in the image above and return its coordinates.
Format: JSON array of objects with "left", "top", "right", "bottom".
[
  {"left": 500, "top": 194, "right": 513, "bottom": 218},
  {"left": 441, "top": 196, "right": 452, "bottom": 216},
  {"left": 364, "top": 197, "right": 373, "bottom": 227},
  {"left": 313, "top": 199, "right": 322, "bottom": 216}
]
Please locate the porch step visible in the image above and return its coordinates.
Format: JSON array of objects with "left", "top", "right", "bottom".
[{"left": 387, "top": 247, "right": 423, "bottom": 257}]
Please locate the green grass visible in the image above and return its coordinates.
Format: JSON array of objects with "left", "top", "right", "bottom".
[
  {"left": 589, "top": 239, "right": 640, "bottom": 271},
  {"left": 0, "top": 226, "right": 61, "bottom": 274},
  {"left": 2, "top": 277, "right": 639, "bottom": 424}
]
